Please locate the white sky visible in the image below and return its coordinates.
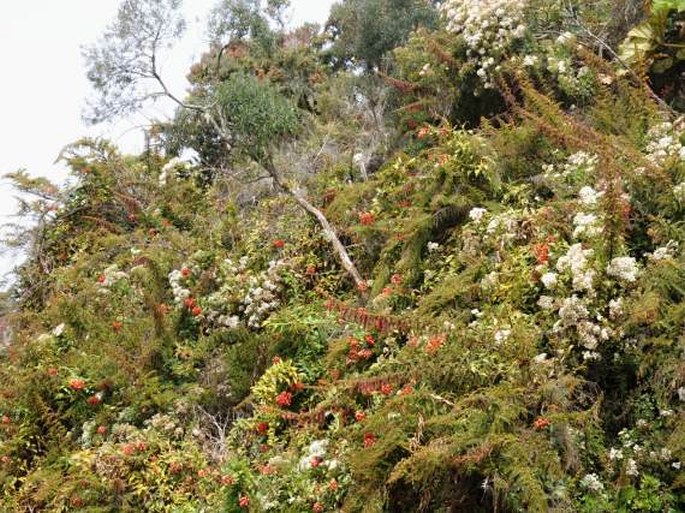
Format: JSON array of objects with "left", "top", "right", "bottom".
[{"left": 0, "top": 0, "right": 336, "bottom": 285}]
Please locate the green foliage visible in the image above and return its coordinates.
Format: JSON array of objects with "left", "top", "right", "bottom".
[{"left": 3, "top": 2, "right": 685, "bottom": 512}]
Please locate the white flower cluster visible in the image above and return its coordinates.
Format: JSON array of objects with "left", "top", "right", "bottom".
[
  {"left": 98, "top": 265, "right": 129, "bottom": 291},
  {"left": 242, "top": 259, "right": 286, "bottom": 328},
  {"left": 573, "top": 212, "right": 601, "bottom": 239},
  {"left": 159, "top": 157, "right": 192, "bottom": 186},
  {"left": 297, "top": 439, "right": 338, "bottom": 471},
  {"left": 580, "top": 473, "right": 604, "bottom": 493},
  {"left": 441, "top": 0, "right": 527, "bottom": 90},
  {"left": 674, "top": 182, "right": 685, "bottom": 204},
  {"left": 648, "top": 240, "right": 678, "bottom": 261},
  {"left": 606, "top": 256, "right": 640, "bottom": 283},
  {"left": 469, "top": 207, "right": 487, "bottom": 222},
  {"left": 145, "top": 412, "right": 184, "bottom": 438},
  {"left": 644, "top": 122, "right": 685, "bottom": 166},
  {"left": 578, "top": 186, "right": 604, "bottom": 206},
  {"left": 168, "top": 267, "right": 192, "bottom": 304},
  {"left": 556, "top": 244, "right": 595, "bottom": 293}
]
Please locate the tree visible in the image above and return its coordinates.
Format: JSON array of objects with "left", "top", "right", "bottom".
[
  {"left": 84, "top": 0, "right": 365, "bottom": 288},
  {"left": 83, "top": 0, "right": 188, "bottom": 124},
  {"left": 325, "top": 0, "right": 440, "bottom": 70}
]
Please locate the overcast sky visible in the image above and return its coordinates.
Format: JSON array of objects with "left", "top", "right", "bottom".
[{"left": 0, "top": 0, "right": 336, "bottom": 286}]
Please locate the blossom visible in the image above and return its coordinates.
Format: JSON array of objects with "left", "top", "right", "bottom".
[
  {"left": 606, "top": 256, "right": 640, "bottom": 283},
  {"left": 276, "top": 391, "right": 293, "bottom": 407},
  {"left": 87, "top": 394, "right": 102, "bottom": 406},
  {"left": 68, "top": 378, "right": 86, "bottom": 391},
  {"left": 358, "top": 211, "right": 376, "bottom": 226},
  {"left": 363, "top": 432, "right": 377, "bottom": 448},
  {"left": 469, "top": 207, "right": 487, "bottom": 222},
  {"left": 578, "top": 186, "right": 603, "bottom": 206},
  {"left": 625, "top": 458, "right": 639, "bottom": 477},
  {"left": 533, "top": 417, "right": 550, "bottom": 430},
  {"left": 608, "top": 448, "right": 623, "bottom": 461},
  {"left": 573, "top": 212, "right": 601, "bottom": 238},
  {"left": 238, "top": 495, "right": 250, "bottom": 509},
  {"left": 540, "top": 272, "right": 557, "bottom": 289},
  {"left": 494, "top": 329, "right": 511, "bottom": 344},
  {"left": 580, "top": 473, "right": 604, "bottom": 492},
  {"left": 354, "top": 411, "right": 366, "bottom": 422},
  {"left": 312, "top": 503, "right": 324, "bottom": 513},
  {"left": 537, "top": 295, "right": 555, "bottom": 310},
  {"left": 427, "top": 241, "right": 441, "bottom": 252}
]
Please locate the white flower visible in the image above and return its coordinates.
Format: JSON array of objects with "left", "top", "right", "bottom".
[
  {"left": 606, "top": 257, "right": 640, "bottom": 283},
  {"left": 659, "top": 409, "right": 674, "bottom": 417},
  {"left": 52, "top": 323, "right": 65, "bottom": 337},
  {"left": 573, "top": 212, "right": 601, "bottom": 238},
  {"left": 673, "top": 461, "right": 682, "bottom": 470},
  {"left": 427, "top": 241, "right": 441, "bottom": 252},
  {"left": 608, "top": 298, "right": 623, "bottom": 320},
  {"left": 494, "top": 329, "right": 511, "bottom": 344},
  {"left": 532, "top": 353, "right": 548, "bottom": 363},
  {"left": 541, "top": 272, "right": 557, "bottom": 289},
  {"left": 608, "top": 448, "right": 623, "bottom": 461},
  {"left": 580, "top": 473, "right": 604, "bottom": 492},
  {"left": 522, "top": 54, "right": 538, "bottom": 66},
  {"left": 469, "top": 207, "right": 487, "bottom": 222},
  {"left": 678, "top": 387, "right": 685, "bottom": 402},
  {"left": 537, "top": 295, "right": 555, "bottom": 310},
  {"left": 625, "top": 458, "right": 639, "bottom": 477},
  {"left": 578, "top": 186, "right": 603, "bottom": 206}
]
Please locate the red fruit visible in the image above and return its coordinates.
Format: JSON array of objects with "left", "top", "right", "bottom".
[
  {"left": 354, "top": 411, "right": 366, "bottom": 422},
  {"left": 96, "top": 425, "right": 107, "bottom": 435},
  {"left": 273, "top": 239, "right": 285, "bottom": 249},
  {"left": 256, "top": 422, "right": 268, "bottom": 435},
  {"left": 238, "top": 495, "right": 250, "bottom": 508},
  {"left": 313, "top": 502, "right": 324, "bottom": 513},
  {"left": 272, "top": 356, "right": 282, "bottom": 365},
  {"left": 87, "top": 395, "right": 102, "bottom": 406},
  {"left": 365, "top": 334, "right": 375, "bottom": 346},
  {"left": 533, "top": 243, "right": 549, "bottom": 265},
  {"left": 533, "top": 417, "right": 550, "bottom": 430},
  {"left": 111, "top": 321, "right": 123, "bottom": 332},
  {"left": 68, "top": 378, "right": 86, "bottom": 391},
  {"left": 363, "top": 432, "right": 377, "bottom": 448},
  {"left": 181, "top": 267, "right": 191, "bottom": 277},
  {"left": 97, "top": 274, "right": 106, "bottom": 284},
  {"left": 390, "top": 274, "right": 402, "bottom": 285},
  {"left": 197, "top": 468, "right": 209, "bottom": 478},
  {"left": 358, "top": 211, "right": 375, "bottom": 226},
  {"left": 305, "top": 264, "right": 317, "bottom": 276},
  {"left": 310, "top": 456, "right": 322, "bottom": 468},
  {"left": 380, "top": 383, "right": 393, "bottom": 396},
  {"left": 191, "top": 305, "right": 203, "bottom": 317},
  {"left": 276, "top": 391, "right": 293, "bottom": 407},
  {"left": 221, "top": 474, "right": 236, "bottom": 485},
  {"left": 184, "top": 297, "right": 196, "bottom": 309}
]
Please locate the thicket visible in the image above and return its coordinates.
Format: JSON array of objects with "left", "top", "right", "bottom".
[{"left": 1, "top": 0, "right": 684, "bottom": 511}]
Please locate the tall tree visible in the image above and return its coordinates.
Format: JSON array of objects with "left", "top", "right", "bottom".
[{"left": 84, "top": 0, "right": 365, "bottom": 288}]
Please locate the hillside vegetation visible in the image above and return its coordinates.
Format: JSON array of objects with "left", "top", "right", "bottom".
[{"left": 1, "top": 0, "right": 685, "bottom": 511}]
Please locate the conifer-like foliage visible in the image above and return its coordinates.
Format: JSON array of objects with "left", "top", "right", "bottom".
[{"left": 2, "top": 0, "right": 685, "bottom": 512}]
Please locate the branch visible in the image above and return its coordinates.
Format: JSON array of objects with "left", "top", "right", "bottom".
[{"left": 263, "top": 157, "right": 365, "bottom": 289}]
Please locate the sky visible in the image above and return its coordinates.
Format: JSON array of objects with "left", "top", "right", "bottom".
[{"left": 0, "top": 0, "right": 336, "bottom": 286}]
